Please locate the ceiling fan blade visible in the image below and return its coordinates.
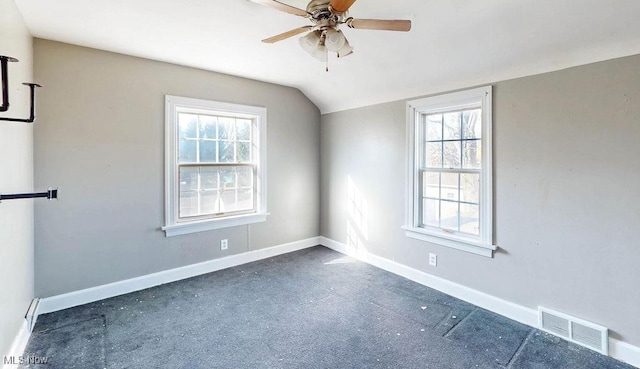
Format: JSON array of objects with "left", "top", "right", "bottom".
[
  {"left": 347, "top": 18, "right": 411, "bottom": 32},
  {"left": 250, "top": 0, "right": 309, "bottom": 17},
  {"left": 330, "top": 0, "right": 358, "bottom": 13},
  {"left": 262, "top": 26, "right": 312, "bottom": 43}
]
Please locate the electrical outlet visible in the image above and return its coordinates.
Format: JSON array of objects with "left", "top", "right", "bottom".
[
  {"left": 429, "top": 253, "right": 437, "bottom": 267},
  {"left": 220, "top": 239, "right": 228, "bottom": 251}
]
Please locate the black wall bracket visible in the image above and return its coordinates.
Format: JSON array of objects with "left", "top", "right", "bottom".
[
  {"left": 0, "top": 55, "right": 42, "bottom": 123},
  {"left": 0, "top": 188, "right": 58, "bottom": 203}
]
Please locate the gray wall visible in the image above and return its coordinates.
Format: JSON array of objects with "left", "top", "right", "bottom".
[
  {"left": 321, "top": 54, "right": 640, "bottom": 346},
  {"left": 33, "top": 39, "right": 320, "bottom": 297},
  {"left": 28, "top": 32, "right": 640, "bottom": 350},
  {"left": 0, "top": 0, "right": 34, "bottom": 357}
]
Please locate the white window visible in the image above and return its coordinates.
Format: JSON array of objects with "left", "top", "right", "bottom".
[
  {"left": 404, "top": 86, "right": 496, "bottom": 257},
  {"left": 163, "top": 95, "right": 268, "bottom": 237}
]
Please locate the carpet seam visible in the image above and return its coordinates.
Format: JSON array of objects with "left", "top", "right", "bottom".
[
  {"left": 505, "top": 328, "right": 536, "bottom": 368},
  {"left": 443, "top": 308, "right": 477, "bottom": 338}
]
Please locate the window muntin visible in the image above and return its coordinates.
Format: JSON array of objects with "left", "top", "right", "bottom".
[
  {"left": 163, "top": 95, "right": 267, "bottom": 237},
  {"left": 420, "top": 108, "right": 481, "bottom": 236},
  {"left": 405, "top": 86, "right": 494, "bottom": 257},
  {"left": 177, "top": 112, "right": 255, "bottom": 220}
]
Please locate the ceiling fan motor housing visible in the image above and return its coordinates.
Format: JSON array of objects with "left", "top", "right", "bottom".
[{"left": 306, "top": 0, "right": 331, "bottom": 16}]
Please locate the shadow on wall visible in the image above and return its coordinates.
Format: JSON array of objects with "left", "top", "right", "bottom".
[{"left": 346, "top": 176, "right": 368, "bottom": 257}]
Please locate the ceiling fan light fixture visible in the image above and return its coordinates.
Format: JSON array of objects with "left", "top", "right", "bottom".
[
  {"left": 324, "top": 29, "right": 346, "bottom": 52},
  {"left": 253, "top": 0, "right": 411, "bottom": 65},
  {"left": 299, "top": 31, "right": 322, "bottom": 54},
  {"left": 310, "top": 44, "right": 328, "bottom": 62},
  {"left": 337, "top": 41, "right": 354, "bottom": 58}
]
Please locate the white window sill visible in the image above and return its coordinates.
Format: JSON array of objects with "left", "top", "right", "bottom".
[
  {"left": 163, "top": 213, "right": 269, "bottom": 237},
  {"left": 402, "top": 226, "right": 497, "bottom": 258}
]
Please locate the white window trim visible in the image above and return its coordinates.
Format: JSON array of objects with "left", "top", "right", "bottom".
[
  {"left": 162, "top": 95, "right": 268, "bottom": 237},
  {"left": 404, "top": 86, "right": 496, "bottom": 257}
]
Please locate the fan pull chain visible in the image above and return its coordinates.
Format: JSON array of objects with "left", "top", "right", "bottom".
[{"left": 325, "top": 49, "right": 329, "bottom": 72}]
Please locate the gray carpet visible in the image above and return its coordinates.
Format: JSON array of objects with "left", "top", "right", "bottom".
[{"left": 20, "top": 246, "right": 633, "bottom": 368}]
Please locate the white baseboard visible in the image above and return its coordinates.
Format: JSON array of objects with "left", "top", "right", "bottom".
[
  {"left": 37, "top": 237, "right": 320, "bottom": 316},
  {"left": 28, "top": 235, "right": 640, "bottom": 368},
  {"left": 25, "top": 299, "right": 40, "bottom": 332},
  {"left": 319, "top": 236, "right": 640, "bottom": 368},
  {"left": 611, "top": 340, "right": 640, "bottom": 369},
  {"left": 2, "top": 319, "right": 30, "bottom": 369}
]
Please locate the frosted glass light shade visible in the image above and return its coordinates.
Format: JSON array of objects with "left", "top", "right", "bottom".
[
  {"left": 299, "top": 31, "right": 321, "bottom": 54},
  {"left": 337, "top": 41, "right": 354, "bottom": 58},
  {"left": 311, "top": 44, "right": 327, "bottom": 61},
  {"left": 325, "top": 29, "right": 346, "bottom": 52}
]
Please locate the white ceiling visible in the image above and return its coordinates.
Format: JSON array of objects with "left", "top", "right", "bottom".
[{"left": 14, "top": 0, "right": 640, "bottom": 113}]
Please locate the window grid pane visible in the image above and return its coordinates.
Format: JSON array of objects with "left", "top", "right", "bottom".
[
  {"left": 178, "top": 165, "right": 255, "bottom": 219},
  {"left": 420, "top": 107, "right": 482, "bottom": 236},
  {"left": 420, "top": 169, "right": 480, "bottom": 236},
  {"left": 178, "top": 114, "right": 253, "bottom": 165},
  {"left": 177, "top": 113, "right": 255, "bottom": 219},
  {"left": 462, "top": 109, "right": 482, "bottom": 139}
]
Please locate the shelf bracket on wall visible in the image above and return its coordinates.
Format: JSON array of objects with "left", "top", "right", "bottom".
[
  {"left": 0, "top": 188, "right": 58, "bottom": 203},
  {"left": 0, "top": 55, "right": 42, "bottom": 123}
]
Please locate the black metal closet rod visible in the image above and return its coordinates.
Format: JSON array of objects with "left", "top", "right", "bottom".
[
  {"left": 0, "top": 55, "right": 42, "bottom": 122},
  {"left": 0, "top": 189, "right": 58, "bottom": 202}
]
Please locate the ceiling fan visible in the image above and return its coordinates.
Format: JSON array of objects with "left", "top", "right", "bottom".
[{"left": 250, "top": 0, "right": 411, "bottom": 64}]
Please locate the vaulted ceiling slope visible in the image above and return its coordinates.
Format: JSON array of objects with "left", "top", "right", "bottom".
[{"left": 14, "top": 0, "right": 640, "bottom": 113}]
